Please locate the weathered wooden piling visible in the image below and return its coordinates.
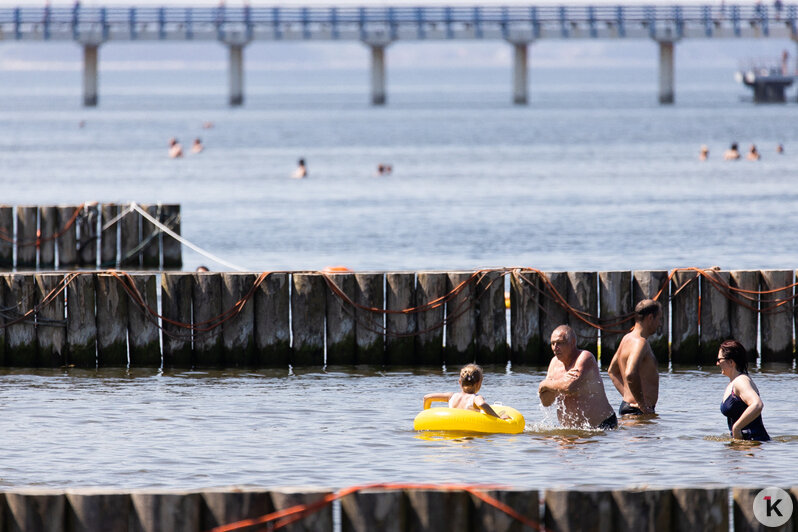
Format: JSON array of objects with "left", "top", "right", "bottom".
[
  {"left": 161, "top": 273, "right": 193, "bottom": 368},
  {"left": 126, "top": 274, "right": 161, "bottom": 367},
  {"left": 66, "top": 273, "right": 97, "bottom": 368},
  {"left": 730, "top": 487, "right": 794, "bottom": 532},
  {"left": 341, "top": 489, "right": 405, "bottom": 532},
  {"left": 699, "top": 269, "right": 731, "bottom": 366},
  {"left": 385, "top": 272, "right": 416, "bottom": 366},
  {"left": 16, "top": 205, "right": 38, "bottom": 268},
  {"left": 671, "top": 488, "right": 728, "bottom": 532},
  {"left": 4, "top": 490, "right": 65, "bottom": 532},
  {"left": 56, "top": 205, "right": 79, "bottom": 268},
  {"left": 355, "top": 272, "right": 385, "bottom": 365},
  {"left": 253, "top": 273, "right": 290, "bottom": 367},
  {"left": 292, "top": 273, "right": 326, "bottom": 366},
  {"left": 671, "top": 270, "right": 699, "bottom": 365},
  {"left": 269, "top": 488, "right": 334, "bottom": 532},
  {"left": 632, "top": 270, "right": 670, "bottom": 364},
  {"left": 476, "top": 270, "right": 507, "bottom": 365},
  {"left": 760, "top": 269, "right": 794, "bottom": 364},
  {"left": 567, "top": 271, "right": 598, "bottom": 356},
  {"left": 120, "top": 205, "right": 141, "bottom": 268},
  {"left": 471, "top": 489, "right": 539, "bottom": 532},
  {"left": 540, "top": 271, "right": 569, "bottom": 356},
  {"left": 161, "top": 204, "right": 182, "bottom": 269},
  {"left": 0, "top": 204, "right": 12, "bottom": 268},
  {"left": 193, "top": 272, "right": 223, "bottom": 367},
  {"left": 0, "top": 277, "right": 6, "bottom": 364},
  {"left": 544, "top": 489, "right": 614, "bottom": 532},
  {"left": 65, "top": 490, "right": 130, "bottom": 532},
  {"left": 35, "top": 273, "right": 66, "bottom": 368},
  {"left": 200, "top": 489, "right": 273, "bottom": 531},
  {"left": 599, "top": 271, "right": 632, "bottom": 368},
  {"left": 611, "top": 488, "right": 672, "bottom": 532},
  {"left": 78, "top": 203, "right": 98, "bottom": 267},
  {"left": 729, "top": 270, "right": 760, "bottom": 363},
  {"left": 404, "top": 489, "right": 471, "bottom": 532},
  {"left": 415, "top": 272, "right": 446, "bottom": 365},
  {"left": 95, "top": 273, "right": 129, "bottom": 367},
  {"left": 141, "top": 203, "right": 161, "bottom": 269},
  {"left": 325, "top": 273, "right": 357, "bottom": 365},
  {"left": 2, "top": 273, "right": 38, "bottom": 367},
  {"left": 445, "top": 271, "right": 476, "bottom": 366},
  {"left": 100, "top": 203, "right": 118, "bottom": 268},
  {"left": 39, "top": 206, "right": 57, "bottom": 268},
  {"left": 130, "top": 491, "right": 201, "bottom": 532},
  {"left": 509, "top": 269, "right": 543, "bottom": 365},
  {"left": 221, "top": 272, "right": 256, "bottom": 367}
]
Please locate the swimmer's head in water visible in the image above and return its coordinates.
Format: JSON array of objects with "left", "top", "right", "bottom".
[{"left": 459, "top": 363, "right": 483, "bottom": 393}]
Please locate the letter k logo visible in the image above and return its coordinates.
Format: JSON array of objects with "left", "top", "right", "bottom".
[{"left": 764, "top": 496, "right": 783, "bottom": 517}]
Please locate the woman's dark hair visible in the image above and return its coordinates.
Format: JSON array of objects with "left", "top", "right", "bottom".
[{"left": 719, "top": 340, "right": 748, "bottom": 374}]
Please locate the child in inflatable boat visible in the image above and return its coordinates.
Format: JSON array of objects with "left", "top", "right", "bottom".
[{"left": 423, "top": 363, "right": 510, "bottom": 419}]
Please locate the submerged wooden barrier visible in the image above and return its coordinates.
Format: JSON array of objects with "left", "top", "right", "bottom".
[
  {"left": 0, "top": 486, "right": 794, "bottom": 531},
  {"left": 0, "top": 203, "right": 182, "bottom": 271},
  {"left": 0, "top": 269, "right": 797, "bottom": 368}
]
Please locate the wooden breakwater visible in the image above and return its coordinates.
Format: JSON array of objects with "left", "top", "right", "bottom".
[
  {"left": 0, "top": 203, "right": 182, "bottom": 271},
  {"left": 0, "top": 268, "right": 797, "bottom": 369},
  {"left": 0, "top": 485, "right": 794, "bottom": 531}
]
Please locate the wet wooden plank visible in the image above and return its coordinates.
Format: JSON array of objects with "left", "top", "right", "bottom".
[
  {"left": 95, "top": 273, "right": 128, "bottom": 367},
  {"left": 476, "top": 270, "right": 507, "bottom": 365},
  {"left": 120, "top": 204, "right": 141, "bottom": 268},
  {"left": 221, "top": 272, "right": 256, "bottom": 367},
  {"left": 16, "top": 205, "right": 38, "bottom": 269},
  {"left": 127, "top": 273, "right": 161, "bottom": 368},
  {"left": 77, "top": 203, "right": 98, "bottom": 268},
  {"left": 760, "top": 269, "right": 794, "bottom": 364},
  {"left": 3, "top": 273, "right": 38, "bottom": 367},
  {"left": 141, "top": 203, "right": 161, "bottom": 269},
  {"left": 355, "top": 272, "right": 384, "bottom": 365},
  {"left": 253, "top": 272, "right": 290, "bottom": 367},
  {"left": 269, "top": 488, "right": 333, "bottom": 532},
  {"left": 100, "top": 203, "right": 118, "bottom": 268},
  {"left": 65, "top": 489, "right": 130, "bottom": 532},
  {"left": 729, "top": 270, "right": 760, "bottom": 364},
  {"left": 671, "top": 488, "right": 728, "bottom": 532},
  {"left": 0, "top": 204, "right": 12, "bottom": 269},
  {"left": 161, "top": 273, "right": 193, "bottom": 368},
  {"left": 39, "top": 206, "right": 57, "bottom": 268},
  {"left": 671, "top": 270, "right": 699, "bottom": 365},
  {"left": 5, "top": 490, "right": 66, "bottom": 532},
  {"left": 35, "top": 273, "right": 66, "bottom": 368},
  {"left": 544, "top": 489, "right": 613, "bottom": 532},
  {"left": 130, "top": 491, "right": 201, "bottom": 532},
  {"left": 193, "top": 272, "right": 223, "bottom": 367},
  {"left": 611, "top": 488, "right": 673, "bottom": 532},
  {"left": 405, "top": 489, "right": 470, "bottom": 532},
  {"left": 445, "top": 271, "right": 476, "bottom": 366},
  {"left": 509, "top": 269, "right": 543, "bottom": 365},
  {"left": 415, "top": 272, "right": 446, "bottom": 366},
  {"left": 699, "top": 269, "right": 731, "bottom": 366},
  {"left": 66, "top": 273, "right": 97, "bottom": 368},
  {"left": 200, "top": 489, "right": 273, "bottom": 531},
  {"left": 161, "top": 204, "right": 182, "bottom": 269},
  {"left": 341, "top": 489, "right": 405, "bottom": 532},
  {"left": 385, "top": 272, "right": 416, "bottom": 366},
  {"left": 471, "top": 489, "right": 540, "bottom": 532},
  {"left": 57, "top": 205, "right": 79, "bottom": 268},
  {"left": 633, "top": 270, "right": 670, "bottom": 365},
  {"left": 541, "top": 271, "right": 569, "bottom": 358},
  {"left": 599, "top": 271, "right": 633, "bottom": 369},
  {"left": 291, "top": 273, "right": 325, "bottom": 366},
  {"left": 325, "top": 273, "right": 357, "bottom": 365},
  {"left": 567, "top": 271, "right": 598, "bottom": 357}
]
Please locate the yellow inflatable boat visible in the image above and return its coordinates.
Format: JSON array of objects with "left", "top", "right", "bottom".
[{"left": 413, "top": 405, "right": 525, "bottom": 434}]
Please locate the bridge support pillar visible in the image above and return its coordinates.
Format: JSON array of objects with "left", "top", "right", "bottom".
[
  {"left": 658, "top": 41, "right": 675, "bottom": 104},
  {"left": 512, "top": 42, "right": 529, "bottom": 105},
  {"left": 370, "top": 44, "right": 387, "bottom": 105},
  {"left": 82, "top": 44, "right": 99, "bottom": 107},
  {"left": 229, "top": 43, "right": 245, "bottom": 106}
]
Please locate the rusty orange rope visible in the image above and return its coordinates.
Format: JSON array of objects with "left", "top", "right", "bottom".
[{"left": 0, "top": 204, "right": 85, "bottom": 247}]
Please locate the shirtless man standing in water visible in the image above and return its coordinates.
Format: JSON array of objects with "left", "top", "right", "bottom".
[
  {"left": 538, "top": 325, "right": 617, "bottom": 429},
  {"left": 608, "top": 299, "right": 662, "bottom": 416}
]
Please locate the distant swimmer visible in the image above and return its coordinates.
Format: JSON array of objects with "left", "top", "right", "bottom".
[
  {"left": 699, "top": 145, "right": 709, "bottom": 161},
  {"left": 776, "top": 143, "right": 784, "bottom": 154},
  {"left": 168, "top": 137, "right": 183, "bottom": 159},
  {"left": 202, "top": 121, "right": 214, "bottom": 129},
  {"left": 724, "top": 142, "right": 740, "bottom": 160},
  {"left": 196, "top": 265, "right": 210, "bottom": 272},
  {"left": 292, "top": 158, "right": 307, "bottom": 179},
  {"left": 747, "top": 144, "right": 760, "bottom": 161},
  {"left": 191, "top": 138, "right": 204, "bottom": 154}
]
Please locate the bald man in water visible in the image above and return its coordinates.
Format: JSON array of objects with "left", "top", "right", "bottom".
[
  {"left": 538, "top": 325, "right": 617, "bottom": 429},
  {"left": 607, "top": 299, "right": 662, "bottom": 416}
]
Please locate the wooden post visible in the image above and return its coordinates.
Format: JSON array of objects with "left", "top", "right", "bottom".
[
  {"left": 671, "top": 488, "right": 728, "bottom": 532},
  {"left": 445, "top": 271, "right": 476, "bottom": 366},
  {"left": 633, "top": 270, "right": 670, "bottom": 364},
  {"left": 405, "top": 489, "right": 471, "bottom": 532},
  {"left": 0, "top": 204, "right": 12, "bottom": 269},
  {"left": 269, "top": 488, "right": 333, "bottom": 532},
  {"left": 141, "top": 203, "right": 161, "bottom": 269},
  {"left": 67, "top": 273, "right": 97, "bottom": 368},
  {"left": 253, "top": 272, "right": 290, "bottom": 367},
  {"left": 16, "top": 205, "right": 38, "bottom": 269},
  {"left": 509, "top": 269, "right": 543, "bottom": 365},
  {"left": 193, "top": 272, "right": 223, "bottom": 367},
  {"left": 415, "top": 272, "right": 446, "bottom": 365},
  {"left": 599, "top": 271, "right": 633, "bottom": 368},
  {"left": 611, "top": 488, "right": 672, "bottom": 532},
  {"left": 120, "top": 204, "right": 141, "bottom": 268},
  {"left": 341, "top": 489, "right": 405, "bottom": 532},
  {"left": 476, "top": 270, "right": 507, "bottom": 365},
  {"left": 39, "top": 206, "right": 57, "bottom": 269},
  {"left": 77, "top": 203, "right": 98, "bottom": 268},
  {"left": 221, "top": 272, "right": 256, "bottom": 367},
  {"left": 130, "top": 491, "right": 201, "bottom": 532},
  {"left": 95, "top": 273, "right": 128, "bottom": 367},
  {"left": 3, "top": 274, "right": 38, "bottom": 367},
  {"left": 57, "top": 205, "right": 79, "bottom": 268},
  {"left": 731, "top": 487, "right": 789, "bottom": 532},
  {"left": 325, "top": 273, "right": 357, "bottom": 365},
  {"left": 355, "top": 272, "right": 384, "bottom": 365},
  {"left": 544, "top": 489, "right": 614, "bottom": 531},
  {"left": 385, "top": 272, "right": 416, "bottom": 366},
  {"left": 161, "top": 204, "right": 182, "bottom": 269},
  {"left": 699, "top": 269, "right": 731, "bottom": 366},
  {"left": 200, "top": 489, "right": 273, "bottom": 531},
  {"left": 35, "top": 273, "right": 66, "bottom": 368},
  {"left": 760, "top": 269, "right": 794, "bottom": 364},
  {"left": 65, "top": 490, "right": 130, "bottom": 532},
  {"left": 541, "top": 272, "right": 569, "bottom": 358},
  {"left": 161, "top": 273, "right": 193, "bottom": 368},
  {"left": 567, "top": 271, "right": 598, "bottom": 357},
  {"left": 729, "top": 270, "right": 760, "bottom": 363},
  {"left": 0, "top": 274, "right": 5, "bottom": 365},
  {"left": 471, "top": 489, "right": 539, "bottom": 532},
  {"left": 100, "top": 203, "right": 118, "bottom": 268},
  {"left": 671, "top": 270, "right": 699, "bottom": 365},
  {"left": 291, "top": 273, "right": 326, "bottom": 366},
  {"left": 126, "top": 274, "right": 161, "bottom": 367},
  {"left": 5, "top": 490, "right": 66, "bottom": 532}
]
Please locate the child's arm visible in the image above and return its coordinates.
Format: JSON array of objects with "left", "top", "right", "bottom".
[
  {"left": 423, "top": 392, "right": 453, "bottom": 410},
  {"left": 473, "top": 395, "right": 511, "bottom": 420}
]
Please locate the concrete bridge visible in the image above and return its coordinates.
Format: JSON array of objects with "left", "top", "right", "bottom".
[{"left": 2, "top": 4, "right": 797, "bottom": 106}]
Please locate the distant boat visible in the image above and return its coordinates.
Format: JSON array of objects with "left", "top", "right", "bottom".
[{"left": 735, "top": 52, "right": 795, "bottom": 103}]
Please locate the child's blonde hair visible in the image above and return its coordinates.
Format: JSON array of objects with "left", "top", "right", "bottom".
[{"left": 459, "top": 363, "right": 483, "bottom": 393}]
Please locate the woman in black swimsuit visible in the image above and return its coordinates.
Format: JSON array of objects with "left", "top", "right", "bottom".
[{"left": 717, "top": 340, "right": 770, "bottom": 441}]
